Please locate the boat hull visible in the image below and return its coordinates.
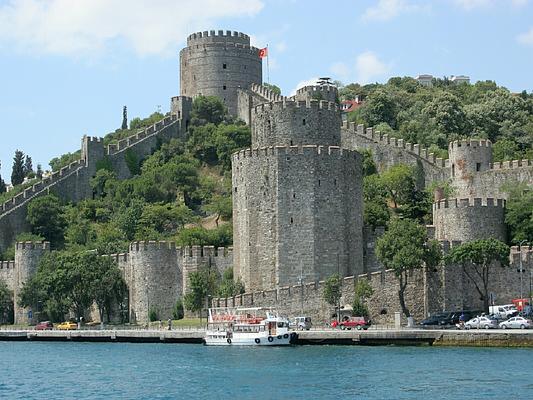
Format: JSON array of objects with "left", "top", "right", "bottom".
[{"left": 204, "top": 332, "right": 296, "bottom": 346}]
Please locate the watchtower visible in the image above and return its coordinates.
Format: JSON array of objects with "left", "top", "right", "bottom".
[
  {"left": 14, "top": 241, "right": 50, "bottom": 324},
  {"left": 448, "top": 139, "right": 492, "bottom": 197},
  {"left": 233, "top": 100, "right": 363, "bottom": 291},
  {"left": 180, "top": 30, "right": 262, "bottom": 116}
]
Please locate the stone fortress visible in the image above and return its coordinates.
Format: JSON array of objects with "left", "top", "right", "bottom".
[{"left": 1, "top": 29, "right": 533, "bottom": 324}]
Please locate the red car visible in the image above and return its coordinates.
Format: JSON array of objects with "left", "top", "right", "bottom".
[
  {"left": 334, "top": 317, "right": 371, "bottom": 330},
  {"left": 35, "top": 321, "right": 53, "bottom": 330}
]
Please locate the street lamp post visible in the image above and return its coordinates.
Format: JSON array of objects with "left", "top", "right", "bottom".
[{"left": 519, "top": 240, "right": 528, "bottom": 300}]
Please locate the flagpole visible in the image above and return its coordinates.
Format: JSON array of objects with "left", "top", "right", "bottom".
[{"left": 266, "top": 44, "right": 270, "bottom": 84}]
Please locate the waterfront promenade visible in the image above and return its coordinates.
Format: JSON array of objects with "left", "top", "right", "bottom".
[{"left": 1, "top": 327, "right": 533, "bottom": 346}]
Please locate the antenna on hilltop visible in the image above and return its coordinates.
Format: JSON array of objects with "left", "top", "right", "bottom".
[{"left": 317, "top": 77, "right": 332, "bottom": 86}]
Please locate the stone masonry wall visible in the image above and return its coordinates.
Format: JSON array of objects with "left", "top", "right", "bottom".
[{"left": 0, "top": 260, "right": 15, "bottom": 291}]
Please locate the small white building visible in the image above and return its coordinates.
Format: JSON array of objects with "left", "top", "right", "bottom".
[
  {"left": 450, "top": 75, "right": 470, "bottom": 85},
  {"left": 415, "top": 74, "right": 434, "bottom": 87}
]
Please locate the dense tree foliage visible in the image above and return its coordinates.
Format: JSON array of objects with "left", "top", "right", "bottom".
[
  {"left": 0, "top": 280, "right": 13, "bottom": 324},
  {"left": 322, "top": 274, "right": 342, "bottom": 318},
  {"left": 183, "top": 268, "right": 219, "bottom": 317},
  {"left": 376, "top": 218, "right": 442, "bottom": 317},
  {"left": 342, "top": 77, "right": 533, "bottom": 161},
  {"left": 0, "top": 161, "right": 6, "bottom": 194},
  {"left": 19, "top": 251, "right": 125, "bottom": 322},
  {"left": 445, "top": 239, "right": 510, "bottom": 313},
  {"left": 352, "top": 279, "right": 373, "bottom": 318},
  {"left": 27, "top": 194, "right": 66, "bottom": 248},
  {"left": 504, "top": 183, "right": 533, "bottom": 244}
]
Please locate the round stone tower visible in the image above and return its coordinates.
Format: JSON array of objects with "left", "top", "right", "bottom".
[
  {"left": 233, "top": 100, "right": 363, "bottom": 292},
  {"left": 180, "top": 30, "right": 262, "bottom": 116},
  {"left": 432, "top": 198, "right": 506, "bottom": 242},
  {"left": 449, "top": 139, "right": 492, "bottom": 197},
  {"left": 294, "top": 84, "right": 338, "bottom": 103},
  {"left": 252, "top": 100, "right": 341, "bottom": 147},
  {"left": 14, "top": 241, "right": 50, "bottom": 324},
  {"left": 128, "top": 241, "right": 181, "bottom": 323}
]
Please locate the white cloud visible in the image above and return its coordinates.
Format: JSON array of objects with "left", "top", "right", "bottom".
[
  {"left": 517, "top": 27, "right": 533, "bottom": 46},
  {"left": 329, "top": 52, "right": 391, "bottom": 85},
  {"left": 0, "top": 0, "right": 264, "bottom": 57},
  {"left": 454, "top": 0, "right": 528, "bottom": 9},
  {"left": 275, "top": 41, "right": 287, "bottom": 53},
  {"left": 361, "top": 0, "right": 422, "bottom": 22}
]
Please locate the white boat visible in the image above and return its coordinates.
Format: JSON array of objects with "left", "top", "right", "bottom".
[{"left": 204, "top": 307, "right": 297, "bottom": 346}]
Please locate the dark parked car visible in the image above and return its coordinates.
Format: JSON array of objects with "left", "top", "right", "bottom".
[
  {"left": 420, "top": 312, "right": 453, "bottom": 326},
  {"left": 35, "top": 321, "right": 53, "bottom": 330},
  {"left": 441, "top": 310, "right": 481, "bottom": 326}
]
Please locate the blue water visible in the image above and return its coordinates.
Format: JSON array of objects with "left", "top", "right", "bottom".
[{"left": 1, "top": 342, "right": 533, "bottom": 399}]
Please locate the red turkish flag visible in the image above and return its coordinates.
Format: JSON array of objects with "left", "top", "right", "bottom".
[{"left": 258, "top": 47, "right": 268, "bottom": 58}]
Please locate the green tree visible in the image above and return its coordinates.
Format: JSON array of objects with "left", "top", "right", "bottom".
[
  {"left": 121, "top": 106, "right": 128, "bottom": 130},
  {"left": 322, "top": 274, "right": 342, "bottom": 320},
  {"left": 27, "top": 194, "right": 66, "bottom": 248},
  {"left": 263, "top": 83, "right": 281, "bottom": 95},
  {"left": 0, "top": 161, "right": 6, "bottom": 194},
  {"left": 217, "top": 268, "right": 245, "bottom": 298},
  {"left": 173, "top": 299, "right": 184, "bottom": 320},
  {"left": 36, "top": 164, "right": 43, "bottom": 180},
  {"left": 504, "top": 184, "right": 533, "bottom": 243},
  {"left": 190, "top": 96, "right": 227, "bottom": 126},
  {"left": 358, "top": 89, "right": 397, "bottom": 128},
  {"left": 183, "top": 268, "right": 218, "bottom": 318},
  {"left": 352, "top": 279, "right": 373, "bottom": 318},
  {"left": 91, "top": 258, "right": 126, "bottom": 327},
  {"left": 11, "top": 150, "right": 25, "bottom": 185},
  {"left": 445, "top": 239, "right": 510, "bottom": 313},
  {"left": 23, "top": 155, "right": 33, "bottom": 177},
  {"left": 203, "top": 195, "right": 232, "bottom": 227},
  {"left": 0, "top": 280, "right": 13, "bottom": 324},
  {"left": 376, "top": 219, "right": 442, "bottom": 317}
]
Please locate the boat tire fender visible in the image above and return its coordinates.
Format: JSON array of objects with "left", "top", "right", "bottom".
[
  {"left": 277, "top": 335, "right": 282, "bottom": 340},
  {"left": 283, "top": 333, "right": 289, "bottom": 339},
  {"left": 255, "top": 338, "right": 260, "bottom": 344},
  {"left": 227, "top": 338, "right": 232, "bottom": 344},
  {"left": 268, "top": 336, "right": 274, "bottom": 342}
]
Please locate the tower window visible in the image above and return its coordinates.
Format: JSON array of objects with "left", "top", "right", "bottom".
[
  {"left": 290, "top": 217, "right": 293, "bottom": 224},
  {"left": 302, "top": 119, "right": 306, "bottom": 125},
  {"left": 334, "top": 179, "right": 337, "bottom": 186},
  {"left": 318, "top": 179, "right": 321, "bottom": 187},
  {"left": 451, "top": 164, "right": 455, "bottom": 177},
  {"left": 223, "top": 63, "right": 227, "bottom": 69},
  {"left": 476, "top": 163, "right": 481, "bottom": 171},
  {"left": 223, "top": 85, "right": 227, "bottom": 90},
  {"left": 234, "top": 187, "right": 238, "bottom": 193},
  {"left": 290, "top": 140, "right": 293, "bottom": 146}
]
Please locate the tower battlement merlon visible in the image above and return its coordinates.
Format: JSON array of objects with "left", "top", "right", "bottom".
[
  {"left": 129, "top": 240, "right": 177, "bottom": 252},
  {"left": 251, "top": 100, "right": 338, "bottom": 115},
  {"left": 433, "top": 197, "right": 506, "bottom": 210},
  {"left": 232, "top": 145, "right": 361, "bottom": 162},
  {"left": 0, "top": 260, "right": 15, "bottom": 269},
  {"left": 179, "top": 245, "right": 233, "bottom": 259},
  {"left": 491, "top": 159, "right": 533, "bottom": 170},
  {"left": 187, "top": 30, "right": 250, "bottom": 46},
  {"left": 449, "top": 138, "right": 492, "bottom": 150},
  {"left": 293, "top": 84, "right": 339, "bottom": 103},
  {"left": 15, "top": 241, "right": 51, "bottom": 250}
]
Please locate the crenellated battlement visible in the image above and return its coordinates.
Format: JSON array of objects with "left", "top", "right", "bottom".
[
  {"left": 295, "top": 85, "right": 338, "bottom": 95},
  {"left": 248, "top": 83, "right": 287, "bottom": 103},
  {"left": 449, "top": 138, "right": 492, "bottom": 150},
  {"left": 510, "top": 245, "right": 533, "bottom": 265},
  {"left": 293, "top": 84, "right": 339, "bottom": 103},
  {"left": 252, "top": 99, "right": 339, "bottom": 115},
  {"left": 491, "top": 159, "right": 533, "bottom": 170},
  {"left": 0, "top": 260, "right": 15, "bottom": 269},
  {"left": 107, "top": 114, "right": 177, "bottom": 155},
  {"left": 15, "top": 241, "right": 50, "bottom": 250},
  {"left": 342, "top": 122, "right": 447, "bottom": 168},
  {"left": 232, "top": 145, "right": 360, "bottom": 161},
  {"left": 103, "top": 253, "right": 129, "bottom": 263},
  {"left": 179, "top": 245, "right": 233, "bottom": 259},
  {"left": 129, "top": 241, "right": 177, "bottom": 252},
  {"left": 187, "top": 30, "right": 250, "bottom": 44},
  {"left": 433, "top": 197, "right": 506, "bottom": 210}
]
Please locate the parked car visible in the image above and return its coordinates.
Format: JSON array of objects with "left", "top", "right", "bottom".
[
  {"left": 499, "top": 316, "right": 532, "bottom": 329},
  {"left": 291, "top": 316, "right": 312, "bottom": 331},
  {"left": 442, "top": 310, "right": 480, "bottom": 326},
  {"left": 465, "top": 316, "right": 498, "bottom": 329},
  {"left": 34, "top": 321, "right": 53, "bottom": 330},
  {"left": 420, "top": 312, "right": 453, "bottom": 326},
  {"left": 56, "top": 321, "right": 77, "bottom": 330},
  {"left": 337, "top": 316, "right": 371, "bottom": 330}
]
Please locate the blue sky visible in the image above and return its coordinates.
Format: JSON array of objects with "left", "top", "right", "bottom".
[{"left": 0, "top": 0, "right": 532, "bottom": 182}]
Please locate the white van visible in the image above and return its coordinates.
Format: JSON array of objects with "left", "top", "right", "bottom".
[
  {"left": 489, "top": 305, "right": 517, "bottom": 319},
  {"left": 292, "top": 316, "right": 312, "bottom": 331}
]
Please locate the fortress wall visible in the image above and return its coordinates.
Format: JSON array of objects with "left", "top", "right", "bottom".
[
  {"left": 362, "top": 226, "right": 385, "bottom": 273},
  {"left": 232, "top": 145, "right": 363, "bottom": 291},
  {"left": 252, "top": 101, "right": 341, "bottom": 147},
  {"left": 108, "top": 116, "right": 181, "bottom": 179},
  {"left": 433, "top": 198, "right": 506, "bottom": 242},
  {"left": 460, "top": 166, "right": 533, "bottom": 199},
  {"left": 237, "top": 85, "right": 287, "bottom": 125},
  {"left": 341, "top": 123, "right": 447, "bottom": 185},
  {"left": 0, "top": 260, "right": 15, "bottom": 291},
  {"left": 128, "top": 241, "right": 181, "bottom": 323}
]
